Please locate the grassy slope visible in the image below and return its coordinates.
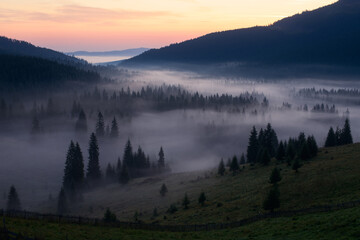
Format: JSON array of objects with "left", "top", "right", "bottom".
[
  {"left": 5, "top": 206, "right": 360, "bottom": 240},
  {"left": 66, "top": 143, "right": 360, "bottom": 225}
]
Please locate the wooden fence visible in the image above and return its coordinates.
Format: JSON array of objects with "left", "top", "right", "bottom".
[{"left": 1, "top": 198, "right": 360, "bottom": 233}]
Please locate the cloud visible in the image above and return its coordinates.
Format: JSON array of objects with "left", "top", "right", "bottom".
[{"left": 0, "top": 4, "right": 178, "bottom": 24}]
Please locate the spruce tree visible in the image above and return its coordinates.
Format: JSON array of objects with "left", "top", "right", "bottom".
[
  {"left": 158, "top": 147, "right": 165, "bottom": 169},
  {"left": 325, "top": 127, "right": 337, "bottom": 147},
  {"left": 103, "top": 208, "right": 117, "bottom": 222},
  {"left": 95, "top": 111, "right": 105, "bottom": 137},
  {"left": 57, "top": 188, "right": 67, "bottom": 215},
  {"left": 87, "top": 133, "right": 101, "bottom": 181},
  {"left": 292, "top": 158, "right": 302, "bottom": 173},
  {"left": 110, "top": 117, "right": 119, "bottom": 138},
  {"left": 263, "top": 185, "right": 280, "bottom": 212},
  {"left": 286, "top": 142, "right": 296, "bottom": 161},
  {"left": 106, "top": 163, "right": 116, "bottom": 182},
  {"left": 261, "top": 148, "right": 271, "bottom": 165},
  {"left": 198, "top": 192, "right": 206, "bottom": 206},
  {"left": 341, "top": 118, "right": 353, "bottom": 145},
  {"left": 276, "top": 141, "right": 286, "bottom": 162},
  {"left": 160, "top": 183, "right": 168, "bottom": 197},
  {"left": 63, "top": 141, "right": 76, "bottom": 190},
  {"left": 73, "top": 142, "right": 85, "bottom": 188},
  {"left": 269, "top": 168, "right": 282, "bottom": 185},
  {"left": 123, "top": 140, "right": 133, "bottom": 168},
  {"left": 116, "top": 157, "right": 121, "bottom": 175},
  {"left": 120, "top": 164, "right": 130, "bottom": 184},
  {"left": 240, "top": 153, "right": 246, "bottom": 165},
  {"left": 230, "top": 156, "right": 240, "bottom": 175},
  {"left": 246, "top": 126, "right": 259, "bottom": 163},
  {"left": 7, "top": 185, "right": 21, "bottom": 211},
  {"left": 299, "top": 143, "right": 311, "bottom": 161},
  {"left": 218, "top": 158, "right": 225, "bottom": 176},
  {"left": 75, "top": 109, "right": 87, "bottom": 132},
  {"left": 182, "top": 193, "right": 190, "bottom": 209},
  {"left": 307, "top": 136, "right": 318, "bottom": 157},
  {"left": 31, "top": 115, "right": 40, "bottom": 134}
]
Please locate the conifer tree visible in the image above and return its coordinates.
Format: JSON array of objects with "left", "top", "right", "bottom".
[
  {"left": 286, "top": 142, "right": 296, "bottom": 161},
  {"left": 292, "top": 158, "right": 302, "bottom": 173},
  {"left": 87, "top": 133, "right": 101, "bottom": 181},
  {"left": 63, "top": 141, "right": 76, "bottom": 190},
  {"left": 31, "top": 115, "right": 40, "bottom": 134},
  {"left": 182, "top": 193, "right": 190, "bottom": 209},
  {"left": 160, "top": 183, "right": 168, "bottom": 196},
  {"left": 116, "top": 157, "right": 121, "bottom": 175},
  {"left": 340, "top": 118, "right": 353, "bottom": 145},
  {"left": 103, "top": 208, "right": 117, "bottom": 222},
  {"left": 230, "top": 156, "right": 240, "bottom": 175},
  {"left": 263, "top": 185, "right": 280, "bottom": 212},
  {"left": 246, "top": 126, "right": 259, "bottom": 163},
  {"left": 120, "top": 164, "right": 130, "bottom": 184},
  {"left": 110, "top": 117, "right": 119, "bottom": 138},
  {"left": 7, "top": 185, "right": 21, "bottom": 211},
  {"left": 57, "top": 188, "right": 67, "bottom": 215},
  {"left": 261, "top": 148, "right": 271, "bottom": 165},
  {"left": 307, "top": 136, "right": 318, "bottom": 157},
  {"left": 276, "top": 141, "right": 286, "bottom": 162},
  {"left": 95, "top": 111, "right": 105, "bottom": 137},
  {"left": 240, "top": 153, "right": 246, "bottom": 165},
  {"left": 158, "top": 147, "right": 165, "bottom": 169},
  {"left": 106, "top": 163, "right": 116, "bottom": 182},
  {"left": 123, "top": 140, "right": 133, "bottom": 168},
  {"left": 75, "top": 109, "right": 87, "bottom": 132},
  {"left": 269, "top": 168, "right": 282, "bottom": 185},
  {"left": 299, "top": 143, "right": 311, "bottom": 161},
  {"left": 218, "top": 158, "right": 225, "bottom": 176},
  {"left": 73, "top": 142, "right": 85, "bottom": 188},
  {"left": 198, "top": 192, "right": 206, "bottom": 206},
  {"left": 325, "top": 127, "right": 337, "bottom": 147}
]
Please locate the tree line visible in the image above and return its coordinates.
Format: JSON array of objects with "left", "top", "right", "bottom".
[{"left": 57, "top": 134, "right": 170, "bottom": 214}]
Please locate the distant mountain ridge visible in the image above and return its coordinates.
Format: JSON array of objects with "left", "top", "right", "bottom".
[
  {"left": 125, "top": 0, "right": 360, "bottom": 67},
  {"left": 67, "top": 48, "right": 149, "bottom": 57}
]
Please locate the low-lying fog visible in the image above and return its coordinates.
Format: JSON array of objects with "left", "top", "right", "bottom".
[{"left": 1, "top": 69, "right": 360, "bottom": 211}]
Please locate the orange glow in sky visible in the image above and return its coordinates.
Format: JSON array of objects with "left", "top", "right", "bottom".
[{"left": 0, "top": 0, "right": 336, "bottom": 51}]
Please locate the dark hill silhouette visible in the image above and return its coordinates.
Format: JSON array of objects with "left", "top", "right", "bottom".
[
  {"left": 125, "top": 0, "right": 360, "bottom": 67},
  {"left": 0, "top": 54, "right": 100, "bottom": 92},
  {"left": 0, "top": 36, "right": 87, "bottom": 66}
]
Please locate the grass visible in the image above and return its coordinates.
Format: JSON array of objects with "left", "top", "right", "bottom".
[
  {"left": 4, "top": 206, "right": 360, "bottom": 240},
  {"left": 61, "top": 143, "right": 360, "bottom": 225}
]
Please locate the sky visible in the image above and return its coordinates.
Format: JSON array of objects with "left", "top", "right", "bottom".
[{"left": 0, "top": 0, "right": 336, "bottom": 52}]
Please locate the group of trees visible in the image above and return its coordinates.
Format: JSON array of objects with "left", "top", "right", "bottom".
[
  {"left": 106, "top": 141, "right": 170, "bottom": 186},
  {"left": 311, "top": 103, "right": 337, "bottom": 113},
  {"left": 58, "top": 133, "right": 101, "bottom": 213},
  {"left": 297, "top": 88, "right": 360, "bottom": 104},
  {"left": 246, "top": 124, "right": 279, "bottom": 165},
  {"left": 246, "top": 124, "right": 318, "bottom": 167},
  {"left": 74, "top": 110, "right": 119, "bottom": 139},
  {"left": 77, "top": 85, "right": 266, "bottom": 113},
  {"left": 325, "top": 118, "right": 353, "bottom": 147}
]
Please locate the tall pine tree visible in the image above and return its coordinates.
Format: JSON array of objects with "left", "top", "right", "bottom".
[
  {"left": 246, "top": 126, "right": 259, "bottom": 163},
  {"left": 110, "top": 117, "right": 119, "bottom": 138},
  {"left": 158, "top": 147, "right": 165, "bottom": 169},
  {"left": 87, "top": 133, "right": 102, "bottom": 181},
  {"left": 7, "top": 185, "right": 21, "bottom": 211},
  {"left": 75, "top": 109, "right": 87, "bottom": 132},
  {"left": 95, "top": 111, "right": 105, "bottom": 137}
]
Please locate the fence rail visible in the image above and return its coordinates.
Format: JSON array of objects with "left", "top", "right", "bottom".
[{"left": 1, "top": 199, "right": 360, "bottom": 233}]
